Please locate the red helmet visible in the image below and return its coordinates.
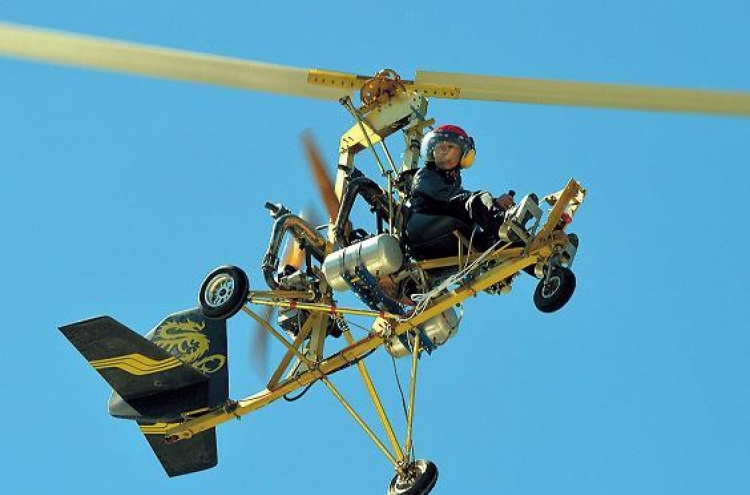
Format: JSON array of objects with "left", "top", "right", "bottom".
[{"left": 421, "top": 124, "right": 476, "bottom": 168}]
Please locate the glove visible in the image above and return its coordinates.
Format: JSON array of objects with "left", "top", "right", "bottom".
[{"left": 494, "top": 192, "right": 515, "bottom": 210}]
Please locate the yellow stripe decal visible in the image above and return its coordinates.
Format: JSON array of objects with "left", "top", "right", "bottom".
[{"left": 90, "top": 353, "right": 183, "bottom": 375}]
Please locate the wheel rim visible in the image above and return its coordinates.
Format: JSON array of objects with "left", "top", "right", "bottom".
[
  {"left": 392, "top": 461, "right": 427, "bottom": 493},
  {"left": 204, "top": 274, "right": 235, "bottom": 308},
  {"left": 541, "top": 274, "right": 561, "bottom": 299}
]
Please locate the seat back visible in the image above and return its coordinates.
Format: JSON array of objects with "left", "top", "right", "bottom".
[{"left": 406, "top": 213, "right": 471, "bottom": 260}]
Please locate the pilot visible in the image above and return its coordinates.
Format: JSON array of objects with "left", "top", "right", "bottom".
[{"left": 405, "top": 124, "right": 515, "bottom": 256}]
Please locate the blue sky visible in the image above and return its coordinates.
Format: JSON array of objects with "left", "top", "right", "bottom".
[{"left": 1, "top": 1, "right": 748, "bottom": 494}]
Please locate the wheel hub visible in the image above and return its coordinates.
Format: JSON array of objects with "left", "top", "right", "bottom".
[
  {"left": 205, "top": 274, "right": 235, "bottom": 308},
  {"left": 397, "top": 465, "right": 420, "bottom": 485},
  {"left": 388, "top": 459, "right": 437, "bottom": 495},
  {"left": 541, "top": 275, "right": 561, "bottom": 298}
]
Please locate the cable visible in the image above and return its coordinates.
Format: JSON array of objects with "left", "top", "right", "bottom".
[
  {"left": 405, "top": 238, "right": 505, "bottom": 322},
  {"left": 283, "top": 382, "right": 314, "bottom": 402},
  {"left": 464, "top": 227, "right": 478, "bottom": 271},
  {"left": 391, "top": 352, "right": 418, "bottom": 463},
  {"left": 391, "top": 354, "right": 410, "bottom": 421},
  {"left": 391, "top": 351, "right": 412, "bottom": 465},
  {"left": 325, "top": 316, "right": 378, "bottom": 374}
]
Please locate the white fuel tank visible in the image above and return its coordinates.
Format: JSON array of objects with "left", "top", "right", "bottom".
[
  {"left": 385, "top": 306, "right": 460, "bottom": 358},
  {"left": 322, "top": 234, "right": 404, "bottom": 292}
]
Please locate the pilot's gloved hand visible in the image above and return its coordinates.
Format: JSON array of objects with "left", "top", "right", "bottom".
[{"left": 494, "top": 193, "right": 515, "bottom": 211}]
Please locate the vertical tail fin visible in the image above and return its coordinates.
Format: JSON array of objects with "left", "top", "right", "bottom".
[{"left": 60, "top": 308, "right": 230, "bottom": 476}]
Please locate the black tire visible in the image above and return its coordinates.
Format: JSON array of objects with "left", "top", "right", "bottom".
[
  {"left": 533, "top": 266, "right": 576, "bottom": 313},
  {"left": 199, "top": 265, "right": 249, "bottom": 319},
  {"left": 387, "top": 460, "right": 439, "bottom": 495}
]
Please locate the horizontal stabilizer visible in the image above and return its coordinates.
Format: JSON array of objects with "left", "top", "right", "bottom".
[
  {"left": 139, "top": 422, "right": 217, "bottom": 477},
  {"left": 59, "top": 316, "right": 207, "bottom": 401}
]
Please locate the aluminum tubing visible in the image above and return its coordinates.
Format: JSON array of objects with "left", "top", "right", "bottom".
[{"left": 262, "top": 213, "right": 327, "bottom": 289}]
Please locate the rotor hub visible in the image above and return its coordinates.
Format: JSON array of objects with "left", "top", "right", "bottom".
[{"left": 359, "top": 69, "right": 406, "bottom": 106}]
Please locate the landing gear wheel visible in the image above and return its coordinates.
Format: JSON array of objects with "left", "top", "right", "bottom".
[
  {"left": 387, "top": 460, "right": 439, "bottom": 495},
  {"left": 199, "top": 265, "right": 249, "bottom": 319},
  {"left": 533, "top": 266, "right": 576, "bottom": 313}
]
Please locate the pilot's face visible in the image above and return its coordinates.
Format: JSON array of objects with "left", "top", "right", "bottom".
[{"left": 433, "top": 141, "right": 462, "bottom": 170}]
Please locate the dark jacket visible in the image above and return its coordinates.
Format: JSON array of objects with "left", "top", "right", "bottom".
[
  {"left": 408, "top": 163, "right": 471, "bottom": 217},
  {"left": 405, "top": 163, "right": 477, "bottom": 247}
]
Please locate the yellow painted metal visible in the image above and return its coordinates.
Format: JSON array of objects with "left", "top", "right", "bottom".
[
  {"left": 248, "top": 297, "right": 395, "bottom": 319},
  {"left": 3, "top": 25, "right": 747, "bottom": 117},
  {"left": 247, "top": 290, "right": 316, "bottom": 301},
  {"left": 318, "top": 376, "right": 399, "bottom": 467},
  {"left": 415, "top": 70, "right": 750, "bottom": 117},
  {"left": 243, "top": 307, "right": 319, "bottom": 372},
  {"left": 266, "top": 313, "right": 316, "bottom": 390},
  {"left": 308, "top": 312, "right": 330, "bottom": 363},
  {"left": 404, "top": 331, "right": 421, "bottom": 458},
  {"left": 542, "top": 181, "right": 587, "bottom": 218},
  {"left": 180, "top": 406, "right": 214, "bottom": 418},
  {"left": 307, "top": 69, "right": 459, "bottom": 101},
  {"left": 414, "top": 245, "right": 525, "bottom": 271},
  {"left": 342, "top": 97, "right": 389, "bottom": 175},
  {"left": 307, "top": 69, "right": 369, "bottom": 90},
  {"left": 166, "top": 374, "right": 322, "bottom": 442},
  {"left": 164, "top": 251, "right": 541, "bottom": 442},
  {"left": 245, "top": 307, "right": 396, "bottom": 469},
  {"left": 343, "top": 329, "right": 405, "bottom": 463},
  {"left": 338, "top": 91, "right": 427, "bottom": 156},
  {"left": 160, "top": 180, "right": 585, "bottom": 443},
  {"left": 338, "top": 114, "right": 383, "bottom": 154},
  {"left": 243, "top": 305, "right": 400, "bottom": 465},
  {"left": 531, "top": 179, "right": 585, "bottom": 251},
  {"left": 0, "top": 22, "right": 351, "bottom": 100},
  {"left": 139, "top": 422, "right": 181, "bottom": 435},
  {"left": 405, "top": 83, "right": 460, "bottom": 99}
]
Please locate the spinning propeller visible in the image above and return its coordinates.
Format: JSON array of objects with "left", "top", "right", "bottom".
[{"left": 249, "top": 134, "right": 340, "bottom": 376}]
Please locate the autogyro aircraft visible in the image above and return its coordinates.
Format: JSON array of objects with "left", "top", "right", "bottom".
[{"left": 3, "top": 21, "right": 749, "bottom": 495}]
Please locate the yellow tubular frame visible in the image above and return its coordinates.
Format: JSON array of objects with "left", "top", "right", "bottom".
[
  {"left": 164, "top": 179, "right": 585, "bottom": 468},
  {"left": 404, "top": 331, "right": 421, "bottom": 458},
  {"left": 319, "top": 376, "right": 400, "bottom": 468},
  {"left": 342, "top": 329, "right": 405, "bottom": 464},
  {"left": 166, "top": 239, "right": 550, "bottom": 439}
]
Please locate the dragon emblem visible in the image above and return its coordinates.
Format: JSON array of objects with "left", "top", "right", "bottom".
[{"left": 151, "top": 319, "right": 226, "bottom": 375}]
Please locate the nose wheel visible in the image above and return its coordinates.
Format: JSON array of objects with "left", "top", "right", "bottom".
[
  {"left": 533, "top": 266, "right": 576, "bottom": 313},
  {"left": 387, "top": 460, "right": 439, "bottom": 495}
]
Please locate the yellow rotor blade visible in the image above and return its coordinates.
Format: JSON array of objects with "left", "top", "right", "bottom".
[
  {"left": 415, "top": 70, "right": 750, "bottom": 117},
  {"left": 0, "top": 21, "right": 354, "bottom": 100},
  {"left": 301, "top": 132, "right": 340, "bottom": 221}
]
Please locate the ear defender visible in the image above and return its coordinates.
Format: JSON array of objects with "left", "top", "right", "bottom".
[{"left": 460, "top": 137, "right": 476, "bottom": 168}]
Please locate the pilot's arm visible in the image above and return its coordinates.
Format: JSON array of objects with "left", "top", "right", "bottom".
[{"left": 411, "top": 168, "right": 470, "bottom": 215}]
